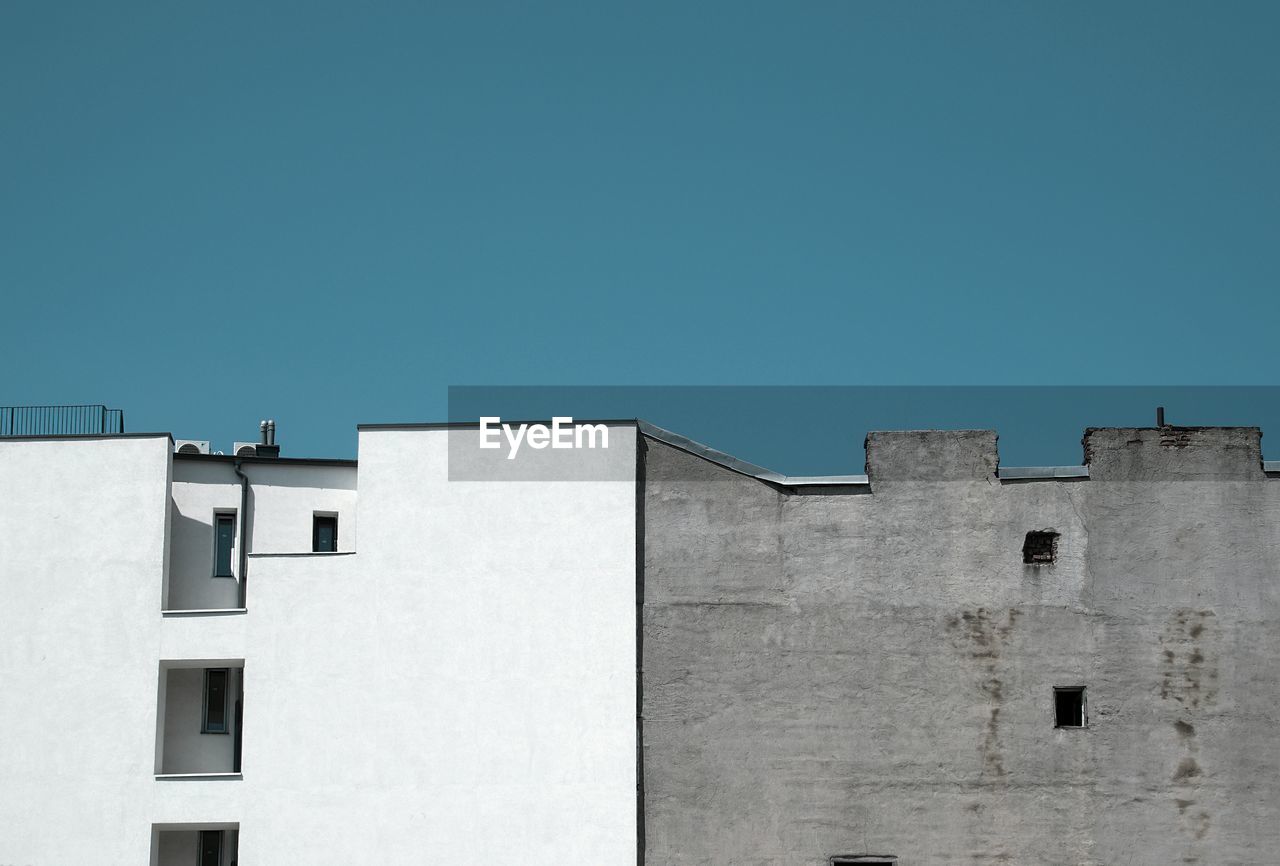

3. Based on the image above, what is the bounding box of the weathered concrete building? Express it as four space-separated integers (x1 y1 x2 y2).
642 426 1280 865
2 407 1277 864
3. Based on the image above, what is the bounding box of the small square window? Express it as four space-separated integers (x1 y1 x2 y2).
313 514 338 553
1054 686 1086 727
1023 530 1059 564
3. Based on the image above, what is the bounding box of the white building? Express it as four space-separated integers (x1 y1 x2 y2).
0 422 639 865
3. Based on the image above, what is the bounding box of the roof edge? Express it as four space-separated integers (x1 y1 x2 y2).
357 418 639 431
174 452 357 468
0 432 174 443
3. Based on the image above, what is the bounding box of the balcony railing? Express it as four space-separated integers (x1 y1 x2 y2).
0 404 126 436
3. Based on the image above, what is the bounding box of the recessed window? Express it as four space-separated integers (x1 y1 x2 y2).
1054 686 1086 727
1023 530 1059 564
214 513 235 577
313 514 338 553
202 668 229 734
199 829 223 866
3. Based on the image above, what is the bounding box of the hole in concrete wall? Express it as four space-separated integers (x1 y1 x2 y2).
1023 530 1059 564
830 858 896 866
1054 686 1086 727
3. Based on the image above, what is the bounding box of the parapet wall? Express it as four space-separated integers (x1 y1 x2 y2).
865 429 999 482
858 426 1265 484
1083 426 1264 481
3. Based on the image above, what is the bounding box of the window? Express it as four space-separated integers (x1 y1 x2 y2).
214 514 235 577
830 859 896 866
313 514 338 553
203 668 229 734
1023 530 1059 564
199 829 222 866
1054 686 1086 727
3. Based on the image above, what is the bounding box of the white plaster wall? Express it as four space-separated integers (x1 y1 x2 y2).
156 830 194 866
160 666 241 774
242 463 356 554
4 429 634 864
241 425 638 864
0 436 174 864
168 460 356 610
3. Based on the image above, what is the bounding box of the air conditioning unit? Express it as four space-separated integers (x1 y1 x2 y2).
174 440 210 455
232 442 259 458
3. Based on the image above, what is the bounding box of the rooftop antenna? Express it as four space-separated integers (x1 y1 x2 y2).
1156 406 1166 427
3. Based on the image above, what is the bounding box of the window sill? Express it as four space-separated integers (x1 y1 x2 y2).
155 772 242 781
247 550 357 558
161 608 247 617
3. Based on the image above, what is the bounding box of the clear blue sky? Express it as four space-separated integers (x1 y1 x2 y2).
4 2 1278 467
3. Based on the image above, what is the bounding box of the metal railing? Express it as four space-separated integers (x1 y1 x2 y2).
0 404 126 436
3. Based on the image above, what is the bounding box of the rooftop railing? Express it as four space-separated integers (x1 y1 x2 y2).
0 404 126 436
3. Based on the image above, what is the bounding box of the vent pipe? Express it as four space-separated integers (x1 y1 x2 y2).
254 419 280 458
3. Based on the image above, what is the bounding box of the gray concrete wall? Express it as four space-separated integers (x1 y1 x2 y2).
641 427 1280 865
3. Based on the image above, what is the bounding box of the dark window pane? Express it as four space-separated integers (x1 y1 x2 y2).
1055 688 1085 727
199 830 222 866
214 516 235 577
205 669 228 733
313 515 337 553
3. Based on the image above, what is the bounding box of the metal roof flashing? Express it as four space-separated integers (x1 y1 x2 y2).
638 421 869 489
999 466 1091 480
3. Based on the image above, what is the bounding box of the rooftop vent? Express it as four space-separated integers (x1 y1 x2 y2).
233 420 280 459
255 419 280 458
175 440 210 455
